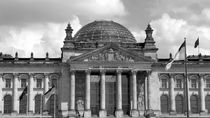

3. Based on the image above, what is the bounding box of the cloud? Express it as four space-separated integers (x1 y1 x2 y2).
131 30 145 42
150 13 210 58
0 16 82 57
77 0 126 17
0 0 126 26
70 16 82 36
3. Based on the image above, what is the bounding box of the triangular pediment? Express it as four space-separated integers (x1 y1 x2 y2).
69 43 154 62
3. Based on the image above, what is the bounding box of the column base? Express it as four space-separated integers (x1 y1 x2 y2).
115 109 123 118
139 110 144 116
169 110 176 115
61 110 69 117
144 109 156 117
28 110 34 115
99 110 107 118
69 110 76 118
43 110 49 115
130 109 139 117
84 110 91 118
200 110 207 115
184 111 191 115
11 111 18 115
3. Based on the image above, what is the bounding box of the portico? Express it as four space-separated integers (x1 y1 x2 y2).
69 67 150 118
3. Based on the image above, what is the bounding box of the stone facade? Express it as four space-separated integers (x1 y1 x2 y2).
0 20 209 118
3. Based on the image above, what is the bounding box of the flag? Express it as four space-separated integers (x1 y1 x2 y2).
19 86 28 100
43 85 56 104
194 38 199 48
165 40 186 70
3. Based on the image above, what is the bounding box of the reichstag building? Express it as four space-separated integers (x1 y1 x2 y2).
0 20 210 118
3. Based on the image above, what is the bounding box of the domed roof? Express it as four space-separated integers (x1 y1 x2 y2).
74 20 136 43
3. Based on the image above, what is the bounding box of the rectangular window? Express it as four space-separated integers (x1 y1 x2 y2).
51 79 57 87
191 79 197 88
176 79 182 88
206 79 210 88
21 79 27 88
161 79 167 88
36 79 42 88
5 79 11 88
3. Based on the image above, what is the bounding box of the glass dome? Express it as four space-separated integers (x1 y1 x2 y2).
74 20 136 43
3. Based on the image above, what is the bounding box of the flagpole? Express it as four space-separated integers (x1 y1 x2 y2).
54 94 56 118
198 42 200 55
27 86 29 116
184 38 189 118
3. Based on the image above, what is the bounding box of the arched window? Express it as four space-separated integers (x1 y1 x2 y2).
175 95 184 114
35 94 42 114
19 95 27 114
159 74 169 89
48 94 57 116
160 94 169 113
205 95 210 113
190 95 199 113
4 95 12 114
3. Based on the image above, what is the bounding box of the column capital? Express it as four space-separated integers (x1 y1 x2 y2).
146 70 152 75
44 73 50 78
70 70 76 74
169 73 176 78
29 73 34 77
131 69 137 75
116 69 122 74
100 69 106 74
13 73 19 78
199 73 206 78
85 69 91 74
0 73 3 78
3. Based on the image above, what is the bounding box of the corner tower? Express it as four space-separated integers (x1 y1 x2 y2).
143 24 158 60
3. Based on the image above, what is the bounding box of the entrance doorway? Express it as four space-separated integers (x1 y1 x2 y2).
106 81 116 115
91 81 100 115
122 74 130 115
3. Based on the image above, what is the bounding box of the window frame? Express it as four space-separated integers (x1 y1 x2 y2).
176 79 182 88
21 79 27 88
191 79 197 88
5 79 11 88
206 79 210 88
36 78 42 88
161 78 168 89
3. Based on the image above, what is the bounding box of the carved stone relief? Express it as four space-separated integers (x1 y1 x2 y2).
86 48 134 62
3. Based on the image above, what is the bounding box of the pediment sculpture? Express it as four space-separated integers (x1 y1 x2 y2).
86 48 135 62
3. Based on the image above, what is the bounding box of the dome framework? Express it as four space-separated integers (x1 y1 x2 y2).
74 20 136 43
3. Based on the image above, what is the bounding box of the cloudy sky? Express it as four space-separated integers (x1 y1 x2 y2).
0 0 210 58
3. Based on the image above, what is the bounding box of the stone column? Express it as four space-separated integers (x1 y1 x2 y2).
147 71 152 110
170 74 176 114
0 74 3 114
200 74 206 114
115 69 123 117
130 70 138 117
84 70 91 118
99 70 107 118
43 73 49 113
144 73 148 110
12 73 19 114
69 70 76 115
28 73 34 114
